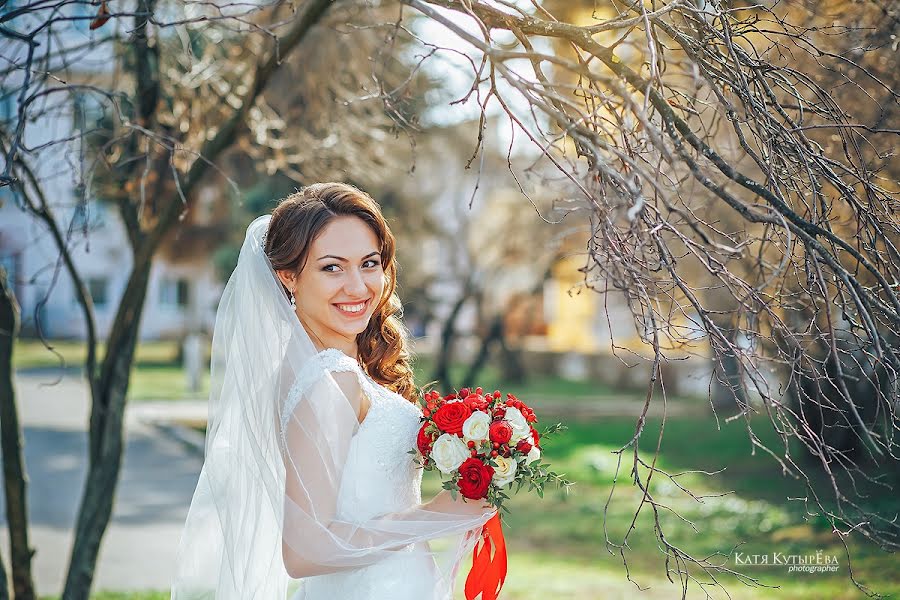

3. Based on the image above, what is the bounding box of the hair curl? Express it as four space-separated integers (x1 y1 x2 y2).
263 182 419 405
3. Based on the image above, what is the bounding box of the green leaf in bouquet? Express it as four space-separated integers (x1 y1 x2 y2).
539 422 567 438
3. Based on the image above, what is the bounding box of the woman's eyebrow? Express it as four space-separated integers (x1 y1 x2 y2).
317 251 381 262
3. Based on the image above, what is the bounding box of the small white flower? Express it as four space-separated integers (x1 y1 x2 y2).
431 433 469 474
491 455 518 488
462 411 491 443
504 407 531 443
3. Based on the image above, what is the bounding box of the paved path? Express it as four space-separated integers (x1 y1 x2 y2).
0 373 204 596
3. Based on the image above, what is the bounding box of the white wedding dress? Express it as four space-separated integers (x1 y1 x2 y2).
283 348 442 600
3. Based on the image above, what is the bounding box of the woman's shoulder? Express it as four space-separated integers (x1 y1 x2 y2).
290 348 363 394
280 349 369 429
313 347 363 373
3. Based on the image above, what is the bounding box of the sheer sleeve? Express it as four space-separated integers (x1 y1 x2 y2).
279 358 495 579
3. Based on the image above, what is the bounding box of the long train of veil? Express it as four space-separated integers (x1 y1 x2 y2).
170 215 496 599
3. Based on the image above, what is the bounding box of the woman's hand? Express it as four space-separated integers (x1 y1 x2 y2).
424 489 496 518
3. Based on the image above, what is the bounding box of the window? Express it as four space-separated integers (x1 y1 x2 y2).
160 277 190 308
72 90 104 131
75 277 109 308
71 199 108 229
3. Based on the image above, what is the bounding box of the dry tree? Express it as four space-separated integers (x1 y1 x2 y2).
387 0 900 597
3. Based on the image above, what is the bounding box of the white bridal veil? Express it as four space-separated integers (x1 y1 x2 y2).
171 215 496 599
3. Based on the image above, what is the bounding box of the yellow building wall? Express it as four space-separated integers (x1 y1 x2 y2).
546 255 598 353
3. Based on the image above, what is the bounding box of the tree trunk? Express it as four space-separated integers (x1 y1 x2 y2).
432 282 474 391
709 321 749 411
0 267 37 600
62 257 152 600
0 553 6 600
460 309 526 386
462 313 497 386
497 318 526 383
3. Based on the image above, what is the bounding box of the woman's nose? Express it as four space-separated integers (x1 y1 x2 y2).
345 268 368 296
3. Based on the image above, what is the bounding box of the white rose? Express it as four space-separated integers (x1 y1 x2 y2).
462 411 491 443
523 445 541 465
431 433 469 475
491 455 518 488
504 407 531 443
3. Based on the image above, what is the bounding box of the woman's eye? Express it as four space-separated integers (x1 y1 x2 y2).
323 260 381 273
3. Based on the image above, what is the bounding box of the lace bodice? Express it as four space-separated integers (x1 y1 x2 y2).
280 348 424 522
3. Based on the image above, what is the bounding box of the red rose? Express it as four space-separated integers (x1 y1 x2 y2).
530 425 541 449
433 402 472 436
489 420 512 445
417 423 434 455
515 438 532 454
457 457 494 500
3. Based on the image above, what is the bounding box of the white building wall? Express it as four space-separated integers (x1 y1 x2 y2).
0 0 223 341
0 194 220 341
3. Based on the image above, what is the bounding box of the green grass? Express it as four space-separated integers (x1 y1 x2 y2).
40 594 169 600
410 353 624 398
14 339 210 401
423 410 900 599
13 339 182 370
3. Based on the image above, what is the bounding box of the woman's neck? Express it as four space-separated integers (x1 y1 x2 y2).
298 313 358 359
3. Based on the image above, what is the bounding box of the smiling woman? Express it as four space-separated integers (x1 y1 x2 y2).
171 183 495 600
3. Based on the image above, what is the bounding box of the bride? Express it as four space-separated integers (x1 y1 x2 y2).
171 182 497 599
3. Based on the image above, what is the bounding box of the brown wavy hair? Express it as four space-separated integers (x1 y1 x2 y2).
263 182 419 405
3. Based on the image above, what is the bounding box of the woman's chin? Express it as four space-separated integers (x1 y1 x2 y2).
331 318 370 337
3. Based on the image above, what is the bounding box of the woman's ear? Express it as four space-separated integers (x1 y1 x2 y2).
275 269 297 292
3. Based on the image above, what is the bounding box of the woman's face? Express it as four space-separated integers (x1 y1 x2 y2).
290 215 385 349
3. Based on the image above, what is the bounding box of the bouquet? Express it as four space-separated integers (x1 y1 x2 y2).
411 386 573 600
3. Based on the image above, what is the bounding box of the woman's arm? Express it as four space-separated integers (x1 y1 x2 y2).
281 370 494 579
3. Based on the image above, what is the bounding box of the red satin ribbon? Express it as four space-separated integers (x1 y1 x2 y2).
465 513 507 600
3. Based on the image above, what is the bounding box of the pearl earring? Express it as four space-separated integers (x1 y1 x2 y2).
290 289 296 309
